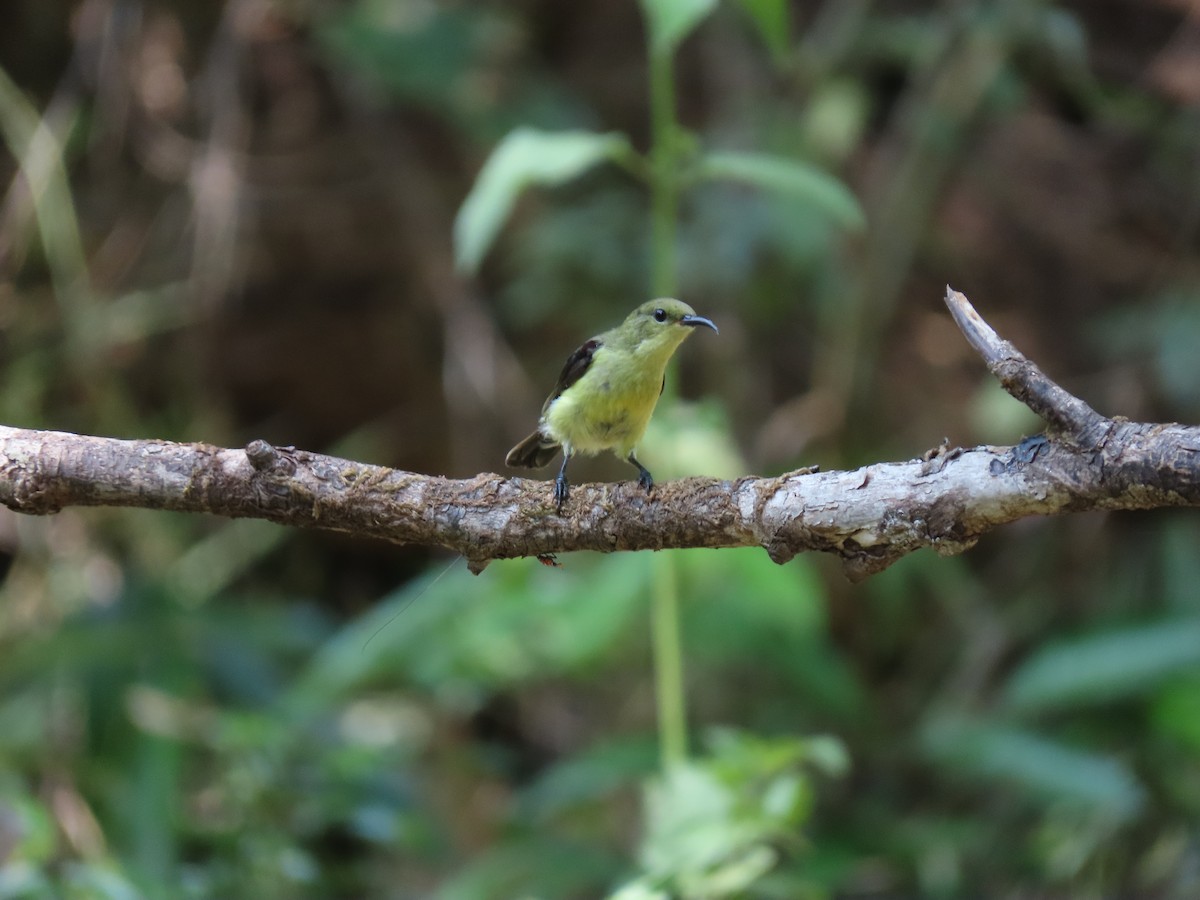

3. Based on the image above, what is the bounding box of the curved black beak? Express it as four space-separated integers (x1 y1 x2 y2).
680 314 719 335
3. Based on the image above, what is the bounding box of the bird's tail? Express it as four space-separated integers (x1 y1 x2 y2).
506 430 561 469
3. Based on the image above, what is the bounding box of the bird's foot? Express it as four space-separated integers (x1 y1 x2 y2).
636 469 654 493
554 473 570 511
627 454 654 494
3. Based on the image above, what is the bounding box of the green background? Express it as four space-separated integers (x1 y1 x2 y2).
2 1 1200 896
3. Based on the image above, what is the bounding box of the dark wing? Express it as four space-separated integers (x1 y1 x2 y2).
541 338 601 413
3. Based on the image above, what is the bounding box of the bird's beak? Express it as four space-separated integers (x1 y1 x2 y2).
680 314 719 334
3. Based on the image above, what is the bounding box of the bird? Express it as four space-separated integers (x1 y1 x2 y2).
506 298 718 509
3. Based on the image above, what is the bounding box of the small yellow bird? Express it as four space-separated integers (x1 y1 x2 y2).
506 298 718 508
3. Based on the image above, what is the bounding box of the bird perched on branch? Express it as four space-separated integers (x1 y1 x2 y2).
506 298 718 509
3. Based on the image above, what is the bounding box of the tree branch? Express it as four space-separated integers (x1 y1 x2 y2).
2 289 1199 578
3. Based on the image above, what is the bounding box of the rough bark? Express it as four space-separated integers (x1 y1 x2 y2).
1 289 1198 578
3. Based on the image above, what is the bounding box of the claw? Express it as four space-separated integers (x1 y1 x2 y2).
555 455 571 511
628 453 654 493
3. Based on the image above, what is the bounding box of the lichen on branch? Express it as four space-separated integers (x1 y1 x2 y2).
2 290 1199 577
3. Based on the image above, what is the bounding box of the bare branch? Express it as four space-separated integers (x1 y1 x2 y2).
2 289 1199 578
944 287 1111 446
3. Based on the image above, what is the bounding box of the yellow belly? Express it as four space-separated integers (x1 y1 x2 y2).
542 357 663 457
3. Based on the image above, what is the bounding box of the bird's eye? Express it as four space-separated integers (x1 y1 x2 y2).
653 308 667 323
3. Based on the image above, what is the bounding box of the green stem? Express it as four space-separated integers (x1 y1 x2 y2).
652 553 687 767
648 48 678 297
646 44 688 769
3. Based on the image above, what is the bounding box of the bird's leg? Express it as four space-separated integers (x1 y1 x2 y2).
627 453 654 493
554 454 571 510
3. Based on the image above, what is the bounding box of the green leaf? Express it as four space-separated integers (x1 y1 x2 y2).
436 836 620 900
623 730 843 897
732 0 790 62
608 882 670 900
639 0 718 57
0 794 56 864
291 553 654 715
922 719 1145 821
639 764 765 885
0 66 90 312
518 737 659 822
1151 675 1200 752
61 863 145 900
454 128 634 273
1000 619 1200 715
698 150 865 229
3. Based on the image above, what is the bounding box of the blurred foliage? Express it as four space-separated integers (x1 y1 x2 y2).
3 0 1200 897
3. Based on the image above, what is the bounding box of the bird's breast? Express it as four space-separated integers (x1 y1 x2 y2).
541 349 666 455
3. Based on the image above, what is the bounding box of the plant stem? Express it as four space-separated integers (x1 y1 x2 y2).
646 44 688 769
648 47 678 298
652 553 687 767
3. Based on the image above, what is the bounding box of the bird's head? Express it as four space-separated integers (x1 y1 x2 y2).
621 298 718 354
